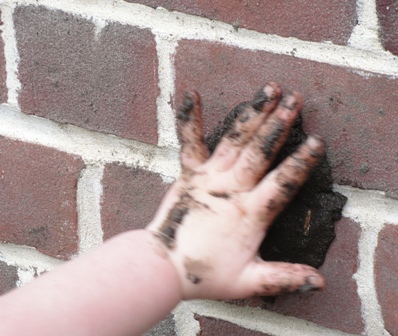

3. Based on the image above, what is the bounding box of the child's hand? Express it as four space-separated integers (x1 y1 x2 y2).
147 83 326 300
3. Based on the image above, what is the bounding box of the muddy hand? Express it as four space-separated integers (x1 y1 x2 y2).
147 83 326 300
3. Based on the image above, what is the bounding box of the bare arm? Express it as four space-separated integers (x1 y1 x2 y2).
0 83 326 335
0 230 181 336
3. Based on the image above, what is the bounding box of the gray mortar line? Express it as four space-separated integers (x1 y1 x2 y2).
76 165 105 255
0 104 180 181
335 185 397 336
173 302 201 336
155 35 179 149
335 185 398 227
355 226 390 336
184 300 357 336
0 243 63 286
349 0 385 52
1 2 21 107
13 0 398 76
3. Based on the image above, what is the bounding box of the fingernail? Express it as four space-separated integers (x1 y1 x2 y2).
298 276 322 293
281 93 298 111
252 87 271 111
264 82 279 101
306 135 325 158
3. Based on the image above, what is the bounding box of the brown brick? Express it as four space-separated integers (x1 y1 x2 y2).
128 0 356 45
270 218 363 334
377 0 398 55
195 315 271 336
101 165 171 240
375 224 398 336
15 5 159 144
174 40 398 197
0 261 18 295
0 138 84 259
0 11 7 104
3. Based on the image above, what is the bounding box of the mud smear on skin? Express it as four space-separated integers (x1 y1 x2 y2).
158 194 191 249
206 105 347 269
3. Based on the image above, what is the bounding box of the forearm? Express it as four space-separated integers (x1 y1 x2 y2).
0 229 182 336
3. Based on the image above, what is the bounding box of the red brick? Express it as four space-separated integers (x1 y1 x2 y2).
195 315 271 336
270 218 363 334
15 5 159 144
0 261 18 295
375 224 398 336
0 138 84 259
174 40 398 197
0 11 7 104
377 0 398 55
101 165 171 240
128 0 356 45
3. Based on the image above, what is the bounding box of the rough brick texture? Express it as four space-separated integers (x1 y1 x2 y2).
0 137 84 259
376 0 398 55
101 165 170 240
0 11 7 104
195 316 271 336
128 0 356 45
0 261 18 295
375 224 398 336
174 40 398 197
15 5 159 144
271 218 364 334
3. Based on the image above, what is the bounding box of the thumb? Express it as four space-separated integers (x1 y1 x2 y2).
237 259 326 297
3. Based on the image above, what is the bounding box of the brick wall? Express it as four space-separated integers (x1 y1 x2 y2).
0 1 396 335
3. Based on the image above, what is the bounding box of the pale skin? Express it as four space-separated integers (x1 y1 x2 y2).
0 83 325 335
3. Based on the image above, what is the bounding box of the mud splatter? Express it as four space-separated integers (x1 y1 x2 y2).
208 191 231 199
280 181 299 198
158 195 191 249
184 257 211 285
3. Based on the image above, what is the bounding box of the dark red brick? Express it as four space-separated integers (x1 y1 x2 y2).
0 11 7 104
195 315 271 336
174 40 398 197
270 218 363 334
101 165 171 240
375 224 398 336
128 0 356 45
377 0 398 55
15 5 158 144
0 138 84 259
0 261 18 295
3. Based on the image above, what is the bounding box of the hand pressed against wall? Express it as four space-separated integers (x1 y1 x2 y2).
147 83 326 300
